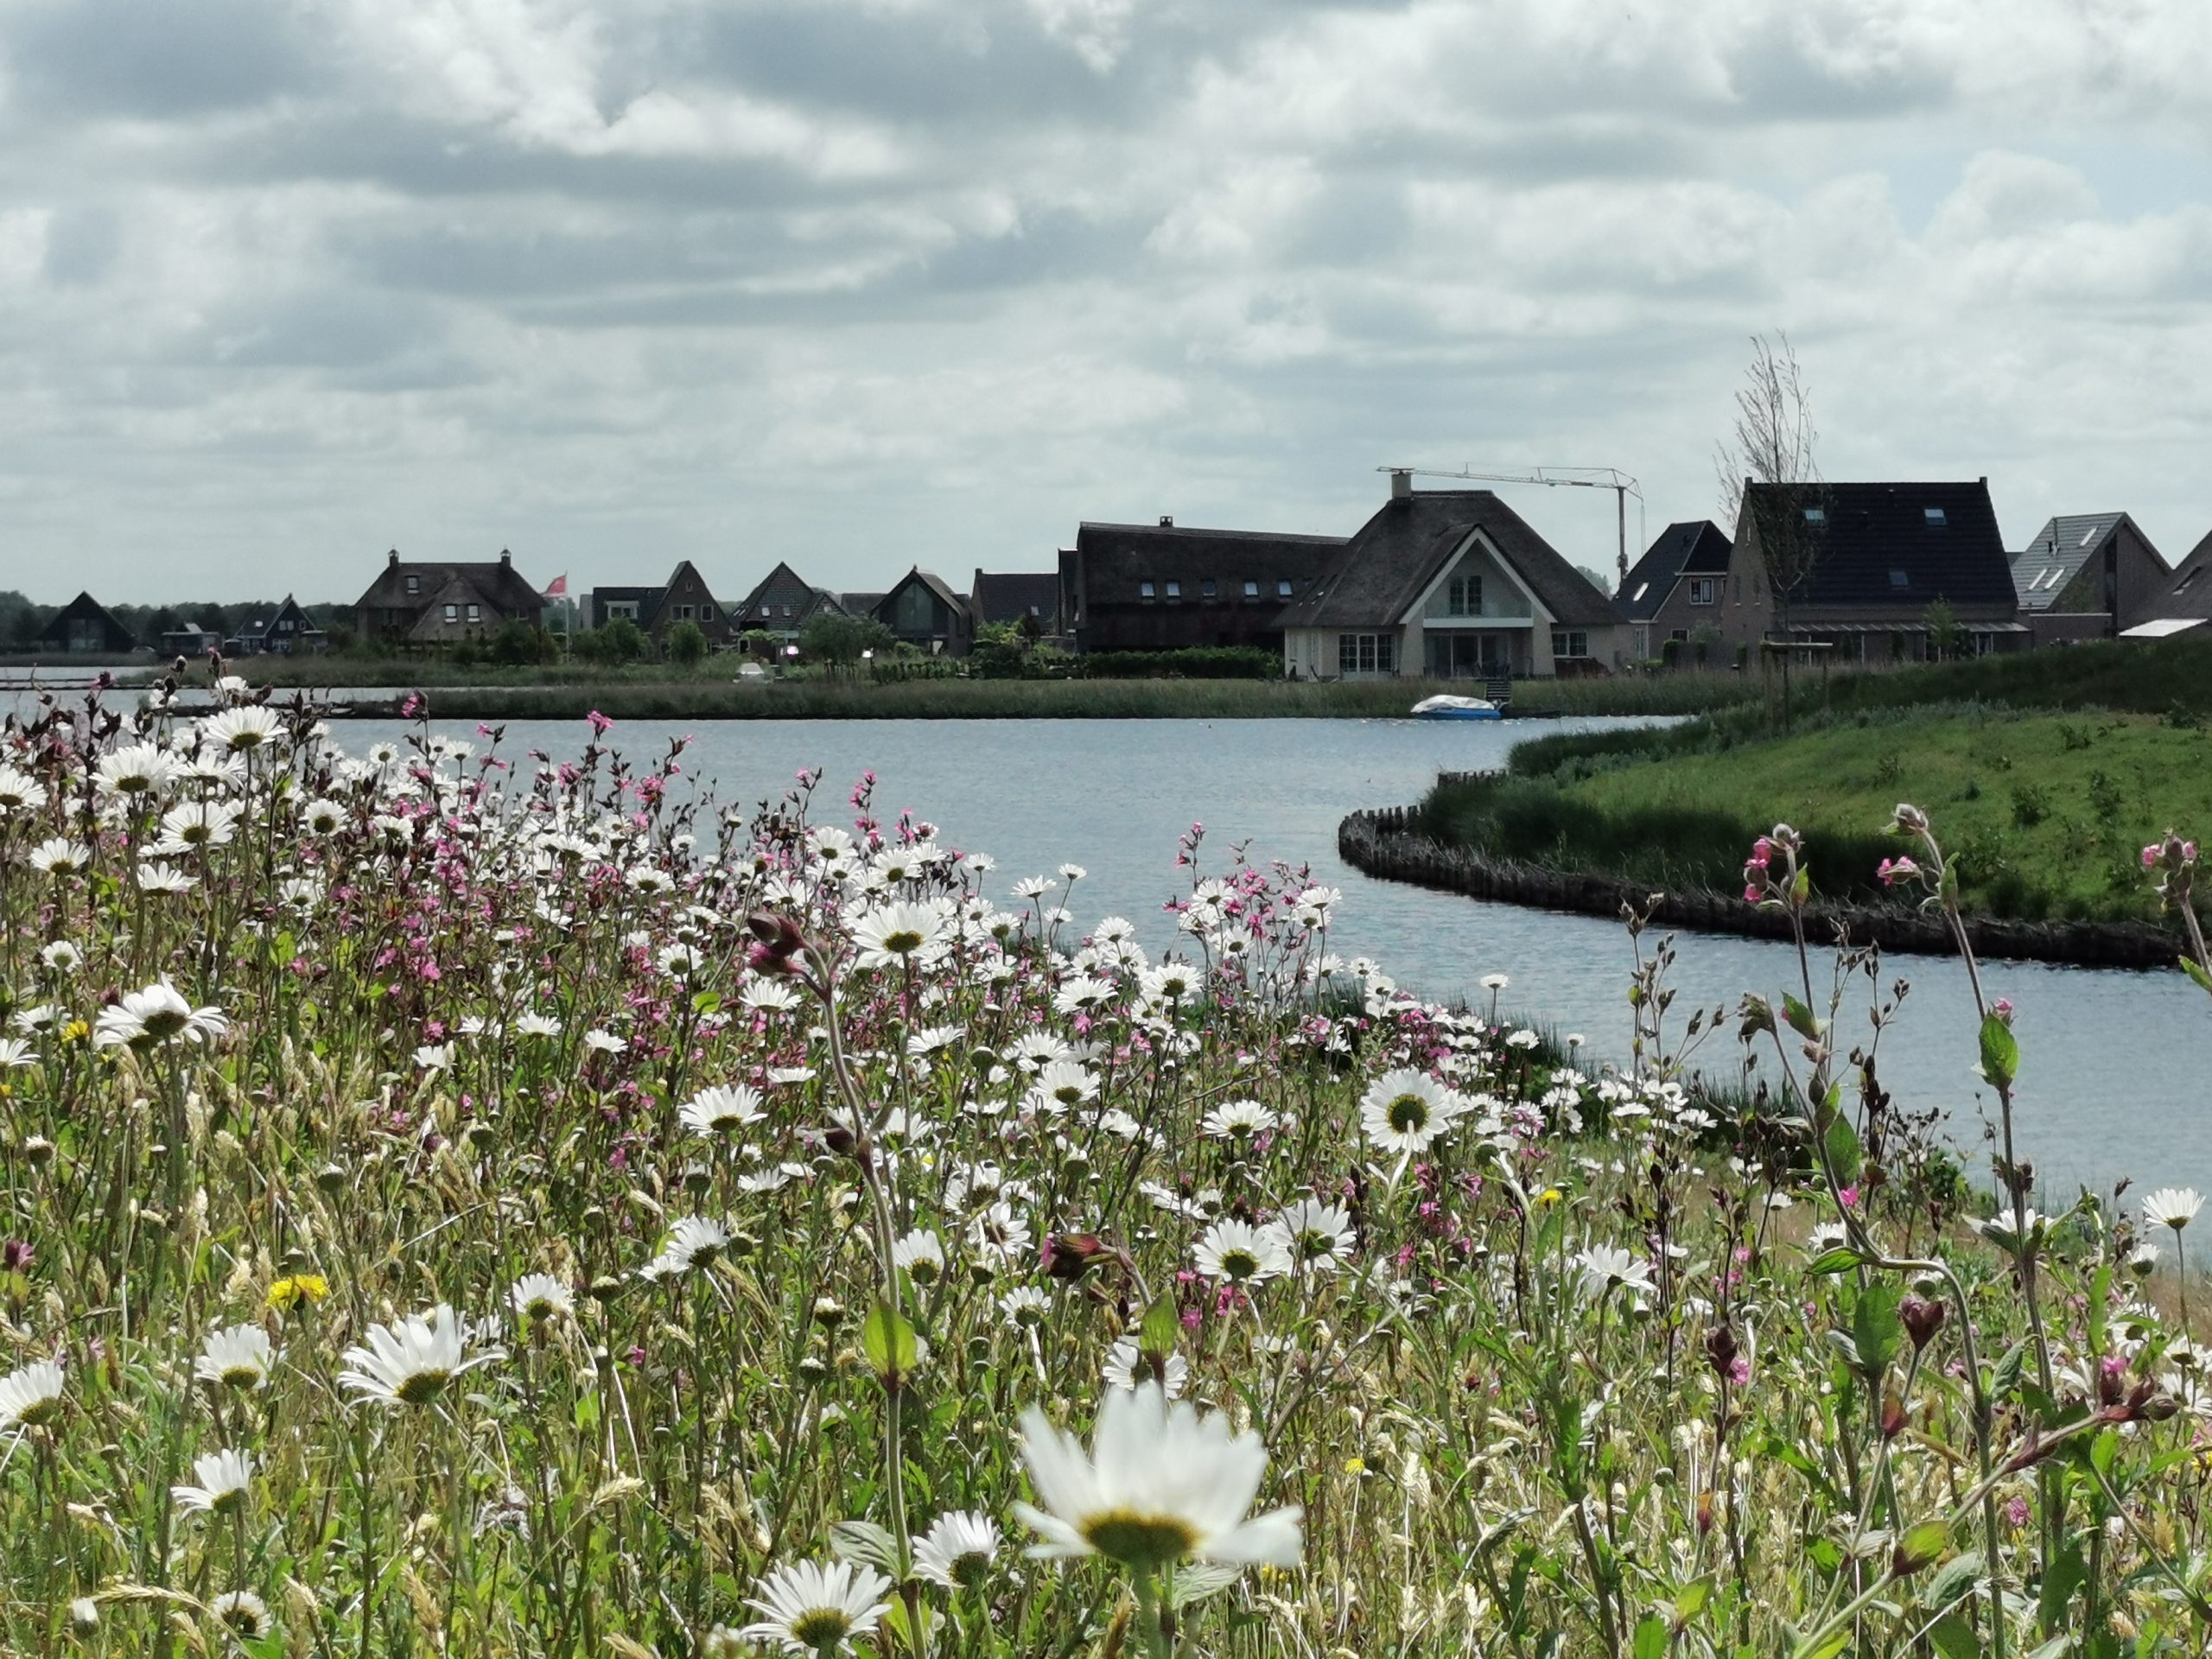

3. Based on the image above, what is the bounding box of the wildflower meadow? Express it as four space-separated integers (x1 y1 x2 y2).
3 684 2210 1657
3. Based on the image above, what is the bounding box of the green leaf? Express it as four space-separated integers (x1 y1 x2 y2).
860 1299 918 1385
1892 1518 1948 1576
690 989 721 1017
1823 1114 1863 1186
1633 1614 1669 1659
1782 993 1824 1041
1170 1564 1244 1607
1979 1012 2019 1091
1929 1612 1981 1659
1852 1283 1904 1381
1924 1550 1984 1612
1673 1575 1713 1624
1991 1340 2027 1405
2091 1426 2120 1480
2181 955 2212 997
2037 1540 2086 1634
1140 1294 1181 1360
1807 1246 1864 1275
1796 1628 1850 1659
830 1519 901 1575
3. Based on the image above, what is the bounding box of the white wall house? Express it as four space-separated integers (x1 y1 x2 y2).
1275 474 1625 680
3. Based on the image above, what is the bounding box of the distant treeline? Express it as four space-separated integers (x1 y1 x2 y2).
0 591 348 650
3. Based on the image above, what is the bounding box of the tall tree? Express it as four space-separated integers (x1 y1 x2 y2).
1714 333 1825 728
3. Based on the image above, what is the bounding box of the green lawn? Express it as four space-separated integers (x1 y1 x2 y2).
1425 708 2212 923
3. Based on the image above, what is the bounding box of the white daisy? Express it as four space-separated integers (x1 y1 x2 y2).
647 1217 733 1279
211 1590 274 1642
1194 1218 1291 1287
2145 1189 2205 1232
1574 1243 1657 1300
510 1274 575 1324
28 837 92 878
200 706 287 753
337 1305 502 1408
172 1448 254 1516
1271 1198 1357 1274
92 980 228 1049
893 1230 945 1286
1014 1383 1303 1571
0 1358 65 1432
681 1084 767 1138
195 1325 274 1391
1200 1099 1279 1142
850 901 948 970
913 1510 1002 1591
1102 1337 1188 1400
1358 1070 1456 1154
739 1559 893 1656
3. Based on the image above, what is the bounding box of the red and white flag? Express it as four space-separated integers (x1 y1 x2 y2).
543 574 569 597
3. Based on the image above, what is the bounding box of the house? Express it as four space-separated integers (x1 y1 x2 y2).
870 568 973 657
839 592 887 620
585 562 735 646
2121 525 2212 639
730 562 847 646
1274 473 1628 680
969 569 1064 636
1615 521 1735 663
36 592 137 655
2009 513 2171 645
353 550 546 645
1717 480 2024 663
229 595 327 657
1059 517 1347 654
159 622 223 659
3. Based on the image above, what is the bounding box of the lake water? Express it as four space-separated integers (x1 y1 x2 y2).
292 715 2212 1198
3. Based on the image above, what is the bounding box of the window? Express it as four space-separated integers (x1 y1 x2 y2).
781 605 793 617
466 603 480 624
1670 628 1689 643
1165 581 1181 599
1336 632 1397 675
443 603 458 622
1803 507 1826 524
1550 630 1589 659
677 605 693 620
404 575 421 594
1446 575 1482 615
1243 581 1260 598
1889 569 1910 589
1200 578 1217 598
2080 526 2099 547
1924 507 1948 527
1277 580 1294 597
1630 582 1648 603
1688 578 1717 606
2178 568 2202 594
1139 582 1156 600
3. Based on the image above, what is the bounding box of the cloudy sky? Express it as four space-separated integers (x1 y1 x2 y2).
3 0 2210 604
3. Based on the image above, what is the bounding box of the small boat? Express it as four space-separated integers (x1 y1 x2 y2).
1410 694 1502 721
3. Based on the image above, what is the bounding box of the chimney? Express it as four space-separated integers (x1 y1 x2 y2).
1389 468 1413 500
1158 515 1173 528
499 548 512 567
387 549 399 568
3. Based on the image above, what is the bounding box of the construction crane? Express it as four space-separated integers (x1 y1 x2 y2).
1378 465 1645 588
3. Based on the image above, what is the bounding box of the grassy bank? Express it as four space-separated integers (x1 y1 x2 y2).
1421 704 2212 924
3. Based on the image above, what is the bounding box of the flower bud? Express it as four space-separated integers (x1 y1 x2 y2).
1900 1295 1946 1351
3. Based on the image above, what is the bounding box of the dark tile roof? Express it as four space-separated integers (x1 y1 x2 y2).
1746 480 2014 610
2009 512 2130 611
39 591 136 650
839 591 887 616
1275 490 1624 631
1072 521 1346 606
2154 526 2212 622
734 562 824 623
1617 521 1732 620
890 568 969 619
355 554 544 616
970 570 1061 626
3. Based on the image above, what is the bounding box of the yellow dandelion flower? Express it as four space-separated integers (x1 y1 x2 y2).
61 1020 90 1045
1342 1457 1366 1476
1536 1188 1564 1208
267 1274 330 1311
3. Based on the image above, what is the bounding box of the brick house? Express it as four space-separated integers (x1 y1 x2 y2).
1615 521 1734 663
2010 513 2172 645
353 550 546 645
730 561 847 646
1716 480 2024 663
1274 473 1627 679
36 592 137 654
1058 518 1346 654
875 568 974 657
585 562 736 647
969 569 1064 636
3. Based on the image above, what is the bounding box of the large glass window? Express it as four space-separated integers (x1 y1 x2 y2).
1336 632 1397 675
1446 575 1482 615
1550 630 1589 659
1688 578 1717 605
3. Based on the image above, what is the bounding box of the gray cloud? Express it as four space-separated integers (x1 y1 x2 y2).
2 0 2211 603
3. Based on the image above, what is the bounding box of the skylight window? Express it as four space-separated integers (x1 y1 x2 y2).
1803 507 1826 524
1631 582 1649 602
1889 569 1910 588
2081 527 2099 547
1923 507 1947 527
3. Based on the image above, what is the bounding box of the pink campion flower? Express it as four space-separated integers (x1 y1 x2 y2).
1727 1356 1751 1388
399 692 423 720
2145 843 2164 869
1992 997 2014 1025
586 709 613 735
2005 1495 2031 1528
1877 855 1920 886
1743 882 1762 904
